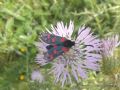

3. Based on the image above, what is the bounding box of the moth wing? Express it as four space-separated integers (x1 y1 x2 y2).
41 33 67 44
44 45 70 61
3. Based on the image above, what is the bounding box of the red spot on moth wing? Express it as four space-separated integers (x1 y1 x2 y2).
49 54 54 60
53 50 58 54
61 37 66 42
52 37 56 42
53 45 57 48
62 47 69 53
47 34 51 39
44 52 55 61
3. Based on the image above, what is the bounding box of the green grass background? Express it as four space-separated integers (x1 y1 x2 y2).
0 0 120 90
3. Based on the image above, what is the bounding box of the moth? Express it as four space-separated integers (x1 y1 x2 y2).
41 33 75 61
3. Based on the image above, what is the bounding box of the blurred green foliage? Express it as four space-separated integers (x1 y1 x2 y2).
0 0 120 90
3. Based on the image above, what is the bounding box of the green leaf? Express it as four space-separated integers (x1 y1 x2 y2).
5 17 14 31
1 8 25 21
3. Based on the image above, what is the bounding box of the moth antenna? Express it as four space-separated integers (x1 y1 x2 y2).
75 42 94 47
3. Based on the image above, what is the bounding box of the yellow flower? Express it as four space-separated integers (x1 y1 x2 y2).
19 74 25 81
20 47 27 53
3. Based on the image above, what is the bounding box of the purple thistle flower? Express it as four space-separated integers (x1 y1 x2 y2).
36 21 101 86
101 35 120 75
101 35 120 58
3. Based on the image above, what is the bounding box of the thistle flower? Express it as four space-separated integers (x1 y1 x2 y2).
31 70 44 83
36 21 101 86
101 35 120 75
101 35 120 58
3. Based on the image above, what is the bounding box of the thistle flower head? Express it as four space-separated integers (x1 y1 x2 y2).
31 70 44 83
36 21 101 86
101 35 120 58
101 35 120 75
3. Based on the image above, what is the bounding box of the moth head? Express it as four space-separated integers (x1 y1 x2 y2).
63 40 75 48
